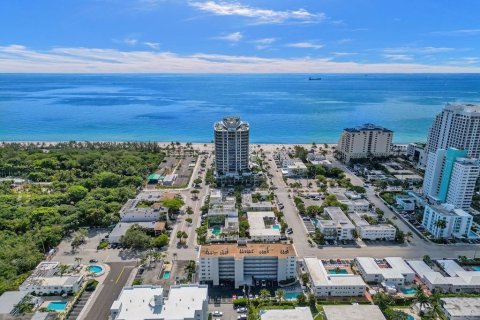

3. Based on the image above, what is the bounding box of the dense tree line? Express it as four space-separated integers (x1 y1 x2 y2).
0 142 164 294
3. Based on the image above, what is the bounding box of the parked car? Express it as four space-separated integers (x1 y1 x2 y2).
236 307 247 313
212 311 223 317
89 259 98 263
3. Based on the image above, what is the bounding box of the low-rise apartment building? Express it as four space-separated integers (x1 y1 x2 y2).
199 243 297 288
317 207 355 240
339 199 370 213
111 284 209 320
247 211 281 242
355 257 415 288
407 260 480 293
440 297 480 320
349 212 396 240
422 204 473 239
19 262 84 295
303 257 366 297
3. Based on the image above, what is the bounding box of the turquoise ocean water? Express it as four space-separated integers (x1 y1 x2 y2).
1 74 479 143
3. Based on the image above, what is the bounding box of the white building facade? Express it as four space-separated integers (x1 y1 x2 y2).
214 116 250 176
422 204 473 239
304 257 366 297
317 207 355 240
424 103 480 167
199 244 297 288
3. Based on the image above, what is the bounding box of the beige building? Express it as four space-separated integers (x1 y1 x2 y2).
337 123 393 163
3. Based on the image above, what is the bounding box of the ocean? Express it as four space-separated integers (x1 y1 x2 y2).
1 73 479 143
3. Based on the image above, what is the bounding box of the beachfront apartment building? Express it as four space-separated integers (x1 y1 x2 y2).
260 307 313 320
111 284 209 320
422 203 473 239
303 257 366 297
407 260 480 293
423 103 480 167
214 116 250 176
281 159 308 177
355 257 415 288
422 148 479 209
199 243 297 288
323 305 387 320
336 123 393 163
317 207 355 240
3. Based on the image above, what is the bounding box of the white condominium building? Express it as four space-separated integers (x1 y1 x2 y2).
349 212 396 240
422 203 473 239
337 123 393 163
424 103 480 167
355 257 415 288
422 148 479 209
111 285 209 320
303 257 366 297
317 207 355 240
407 260 480 293
214 116 250 176
199 243 297 288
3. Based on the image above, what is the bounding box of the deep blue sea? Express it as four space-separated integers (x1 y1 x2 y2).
1 74 479 143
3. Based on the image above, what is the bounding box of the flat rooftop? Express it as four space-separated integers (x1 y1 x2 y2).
440 297 480 318
247 211 281 237
200 243 295 258
304 257 365 287
323 305 386 320
260 307 313 320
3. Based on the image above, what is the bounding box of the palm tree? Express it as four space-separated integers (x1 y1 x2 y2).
259 289 270 304
428 292 442 319
414 284 430 314
275 289 285 302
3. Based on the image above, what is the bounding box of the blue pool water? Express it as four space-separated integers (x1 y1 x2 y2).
2 74 480 143
47 301 68 311
272 225 280 230
471 266 480 271
328 269 348 274
468 231 480 239
402 288 417 294
284 292 302 300
87 265 103 274
407 315 414 320
163 271 171 279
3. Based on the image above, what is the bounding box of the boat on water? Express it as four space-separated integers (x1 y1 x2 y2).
308 77 322 80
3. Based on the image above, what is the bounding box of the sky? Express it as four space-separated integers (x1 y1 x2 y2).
0 0 479 73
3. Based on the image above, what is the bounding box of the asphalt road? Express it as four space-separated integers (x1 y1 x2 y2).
83 262 136 320
264 151 480 260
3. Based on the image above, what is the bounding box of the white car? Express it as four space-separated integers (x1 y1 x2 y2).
213 311 223 317
236 307 247 313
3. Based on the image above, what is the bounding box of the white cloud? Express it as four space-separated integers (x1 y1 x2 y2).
447 57 479 65
216 32 243 42
253 38 277 50
286 41 323 49
189 1 326 24
332 52 357 56
429 29 480 36
383 54 413 61
1 44 480 73
384 46 454 54
113 37 139 46
336 38 352 44
143 42 160 49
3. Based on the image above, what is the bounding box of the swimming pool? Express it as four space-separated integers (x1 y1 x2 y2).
468 231 480 239
47 301 67 311
284 292 302 300
212 227 221 235
401 288 417 294
272 225 280 230
163 271 171 279
407 315 414 320
327 269 348 274
87 265 104 274
471 266 480 271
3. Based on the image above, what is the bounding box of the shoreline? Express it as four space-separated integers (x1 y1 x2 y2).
0 141 415 147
